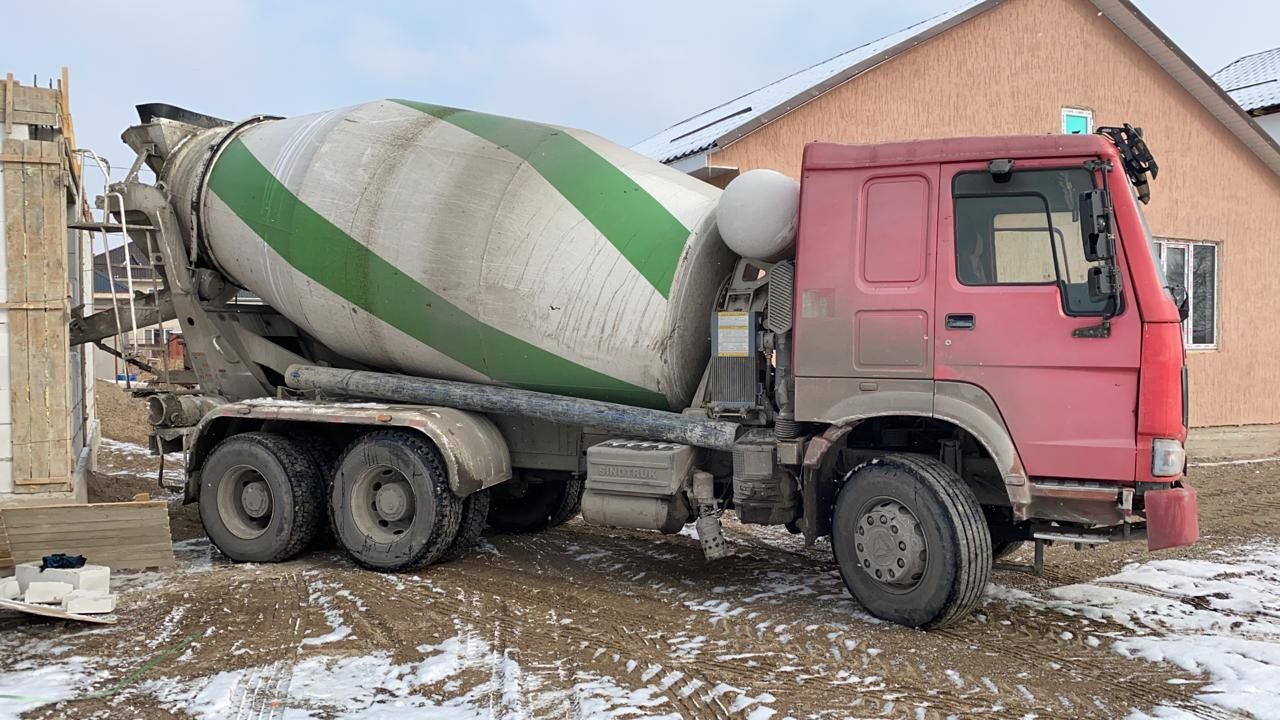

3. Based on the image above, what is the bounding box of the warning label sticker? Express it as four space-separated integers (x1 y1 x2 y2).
716 312 750 358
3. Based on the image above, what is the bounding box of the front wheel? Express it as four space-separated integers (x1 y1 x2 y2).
831 453 992 629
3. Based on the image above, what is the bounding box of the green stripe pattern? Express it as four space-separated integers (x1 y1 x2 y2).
392 99 691 298
207 138 669 409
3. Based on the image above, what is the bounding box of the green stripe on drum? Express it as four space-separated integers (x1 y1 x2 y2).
392 99 690 299
207 138 670 409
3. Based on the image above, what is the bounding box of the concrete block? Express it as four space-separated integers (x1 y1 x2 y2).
15 562 110 593
63 590 116 615
0 578 19 600
25 581 74 605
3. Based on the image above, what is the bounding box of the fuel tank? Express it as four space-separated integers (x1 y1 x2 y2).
158 100 735 409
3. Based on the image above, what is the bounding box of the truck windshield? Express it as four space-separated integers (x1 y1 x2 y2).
1128 182 1166 287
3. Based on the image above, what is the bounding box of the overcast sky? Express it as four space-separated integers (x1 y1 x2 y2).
5 0 1276 180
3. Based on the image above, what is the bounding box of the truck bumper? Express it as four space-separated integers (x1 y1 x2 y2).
1144 485 1199 551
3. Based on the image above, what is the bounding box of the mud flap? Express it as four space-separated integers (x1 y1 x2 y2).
1145 486 1199 551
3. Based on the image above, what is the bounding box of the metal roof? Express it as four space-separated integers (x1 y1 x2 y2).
631 0 992 164
634 0 1280 179
1213 47 1280 113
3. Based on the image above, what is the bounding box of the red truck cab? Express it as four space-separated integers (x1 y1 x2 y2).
792 129 1196 585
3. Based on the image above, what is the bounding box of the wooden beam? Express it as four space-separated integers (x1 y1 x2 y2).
3 73 12 136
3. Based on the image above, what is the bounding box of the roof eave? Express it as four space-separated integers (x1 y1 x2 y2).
1090 0 1280 177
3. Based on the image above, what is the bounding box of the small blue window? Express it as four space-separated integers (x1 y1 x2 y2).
1062 108 1093 135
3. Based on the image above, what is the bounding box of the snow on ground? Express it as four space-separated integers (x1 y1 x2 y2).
993 543 1280 719
137 626 686 719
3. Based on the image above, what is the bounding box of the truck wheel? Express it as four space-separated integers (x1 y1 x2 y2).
330 430 462 571
831 453 992 629
487 471 582 533
293 432 342 550
441 490 491 562
199 433 326 563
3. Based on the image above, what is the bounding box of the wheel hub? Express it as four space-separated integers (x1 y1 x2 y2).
374 483 411 522
240 480 271 519
854 499 926 587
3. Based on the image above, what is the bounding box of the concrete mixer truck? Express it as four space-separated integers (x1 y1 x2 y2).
70 99 1198 629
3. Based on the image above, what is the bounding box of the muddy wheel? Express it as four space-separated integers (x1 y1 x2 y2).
199 432 326 563
831 453 992 629
441 490 491 562
487 471 583 533
293 432 342 550
331 430 462 571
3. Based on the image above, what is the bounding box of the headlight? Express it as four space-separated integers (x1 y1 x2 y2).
1152 438 1186 477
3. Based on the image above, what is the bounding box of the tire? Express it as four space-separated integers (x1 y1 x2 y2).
548 472 584 527
293 432 342 550
441 490 491 562
487 471 583 533
831 453 992 629
330 430 462 571
199 432 326 563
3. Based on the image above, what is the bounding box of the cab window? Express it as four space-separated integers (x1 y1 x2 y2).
953 168 1110 316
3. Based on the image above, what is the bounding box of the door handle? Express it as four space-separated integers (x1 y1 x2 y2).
945 314 975 330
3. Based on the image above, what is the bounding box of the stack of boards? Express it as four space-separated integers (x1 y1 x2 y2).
0 496 174 574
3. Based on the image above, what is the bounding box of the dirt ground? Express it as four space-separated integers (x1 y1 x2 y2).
2 399 1277 718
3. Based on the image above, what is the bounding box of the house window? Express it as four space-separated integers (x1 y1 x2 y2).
1156 240 1218 349
1062 108 1093 135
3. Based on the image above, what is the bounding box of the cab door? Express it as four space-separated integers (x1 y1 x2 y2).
933 160 1140 481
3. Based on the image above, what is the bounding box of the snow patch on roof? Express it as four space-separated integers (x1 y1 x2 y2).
632 0 990 163
1215 47 1280 113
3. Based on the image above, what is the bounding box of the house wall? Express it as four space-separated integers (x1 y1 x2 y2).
708 0 1280 428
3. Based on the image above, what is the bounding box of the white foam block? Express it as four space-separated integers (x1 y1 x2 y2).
0 578 19 601
25 581 74 604
15 562 110 593
63 590 116 615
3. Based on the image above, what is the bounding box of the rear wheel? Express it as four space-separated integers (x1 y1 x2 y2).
441 490 491 562
487 471 583 533
330 430 462 571
199 433 326 563
831 453 992 629
293 432 342 549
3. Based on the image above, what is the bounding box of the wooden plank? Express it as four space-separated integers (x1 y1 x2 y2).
11 84 58 116
0 155 61 165
24 139 50 483
3 141 31 486
43 140 70 482
3 73 12 135
0 598 117 625
0 510 11 570
0 501 174 569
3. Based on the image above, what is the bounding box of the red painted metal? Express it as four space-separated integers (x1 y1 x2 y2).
1144 486 1199 551
795 133 1189 530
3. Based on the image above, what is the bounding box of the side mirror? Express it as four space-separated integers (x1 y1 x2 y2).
1167 285 1190 322
1080 189 1114 261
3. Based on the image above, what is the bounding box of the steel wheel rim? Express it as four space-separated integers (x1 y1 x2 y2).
351 464 417 544
852 495 928 594
216 464 273 540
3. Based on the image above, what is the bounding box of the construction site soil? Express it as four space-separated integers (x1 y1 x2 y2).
3 391 1276 719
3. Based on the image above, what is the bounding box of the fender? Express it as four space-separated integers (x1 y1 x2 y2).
185 399 512 500
796 378 1031 523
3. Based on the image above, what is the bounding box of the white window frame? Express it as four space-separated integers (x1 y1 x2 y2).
1155 239 1219 350
1061 107 1094 135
